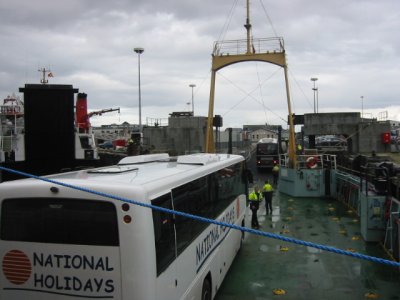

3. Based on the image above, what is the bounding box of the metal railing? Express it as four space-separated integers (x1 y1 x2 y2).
279 153 337 170
146 117 168 127
384 197 400 262
213 37 284 56
0 127 24 152
336 171 361 212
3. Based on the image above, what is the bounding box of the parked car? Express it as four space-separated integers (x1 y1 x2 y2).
98 141 113 149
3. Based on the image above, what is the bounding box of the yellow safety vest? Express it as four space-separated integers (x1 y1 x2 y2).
249 192 262 201
263 183 273 192
272 165 279 172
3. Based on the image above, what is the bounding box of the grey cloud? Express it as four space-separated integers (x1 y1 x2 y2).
0 0 399 128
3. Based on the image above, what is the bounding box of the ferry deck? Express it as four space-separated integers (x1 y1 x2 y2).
215 181 400 299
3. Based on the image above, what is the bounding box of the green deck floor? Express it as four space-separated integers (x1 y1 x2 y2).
215 192 400 300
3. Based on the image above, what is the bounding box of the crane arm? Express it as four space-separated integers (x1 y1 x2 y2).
87 108 120 118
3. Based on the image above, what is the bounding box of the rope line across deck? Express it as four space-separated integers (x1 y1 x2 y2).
0 165 399 269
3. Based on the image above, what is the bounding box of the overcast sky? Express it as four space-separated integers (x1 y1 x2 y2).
1 0 399 129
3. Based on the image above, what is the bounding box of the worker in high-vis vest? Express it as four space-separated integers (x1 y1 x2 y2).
249 186 262 229
262 180 274 215
272 163 279 185
297 143 303 155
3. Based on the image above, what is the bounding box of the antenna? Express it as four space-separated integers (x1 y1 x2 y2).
244 0 253 54
38 67 51 84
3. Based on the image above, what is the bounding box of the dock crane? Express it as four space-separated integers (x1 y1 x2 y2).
74 93 121 160
75 93 120 133
86 107 121 119
77 107 120 133
86 107 120 121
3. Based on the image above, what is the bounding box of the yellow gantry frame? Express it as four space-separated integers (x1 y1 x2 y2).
205 50 297 168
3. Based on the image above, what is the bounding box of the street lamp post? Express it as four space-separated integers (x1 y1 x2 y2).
311 77 318 113
134 47 144 130
361 96 364 120
189 84 196 115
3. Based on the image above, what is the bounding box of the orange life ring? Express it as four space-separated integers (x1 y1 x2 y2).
306 156 317 169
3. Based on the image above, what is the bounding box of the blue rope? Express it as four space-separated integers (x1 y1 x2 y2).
1 165 399 268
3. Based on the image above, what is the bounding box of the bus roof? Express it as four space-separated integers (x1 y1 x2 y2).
257 138 278 144
0 153 244 201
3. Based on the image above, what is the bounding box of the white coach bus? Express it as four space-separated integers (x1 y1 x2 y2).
0 153 248 300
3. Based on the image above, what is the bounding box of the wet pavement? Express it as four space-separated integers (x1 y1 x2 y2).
215 191 400 300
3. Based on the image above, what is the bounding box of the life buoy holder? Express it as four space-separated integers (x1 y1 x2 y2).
306 156 318 169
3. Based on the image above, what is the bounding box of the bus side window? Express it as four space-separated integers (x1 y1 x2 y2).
151 193 176 276
214 163 246 216
236 163 248 193
207 173 218 216
172 177 208 256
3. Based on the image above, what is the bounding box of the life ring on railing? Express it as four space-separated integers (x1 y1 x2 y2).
306 156 318 169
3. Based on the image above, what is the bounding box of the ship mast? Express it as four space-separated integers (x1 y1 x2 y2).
244 0 253 54
38 67 51 84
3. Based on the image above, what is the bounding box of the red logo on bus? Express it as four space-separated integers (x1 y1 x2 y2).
2 250 32 285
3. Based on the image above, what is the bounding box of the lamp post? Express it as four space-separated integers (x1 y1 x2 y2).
361 96 364 120
311 77 318 113
134 47 144 130
189 84 196 115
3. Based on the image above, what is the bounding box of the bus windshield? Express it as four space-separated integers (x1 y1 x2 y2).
257 143 278 155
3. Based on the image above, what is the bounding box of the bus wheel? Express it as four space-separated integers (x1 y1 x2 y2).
201 278 212 300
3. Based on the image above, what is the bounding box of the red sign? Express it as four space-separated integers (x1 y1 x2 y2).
382 132 391 144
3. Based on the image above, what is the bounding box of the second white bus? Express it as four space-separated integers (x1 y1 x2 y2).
0 153 248 299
